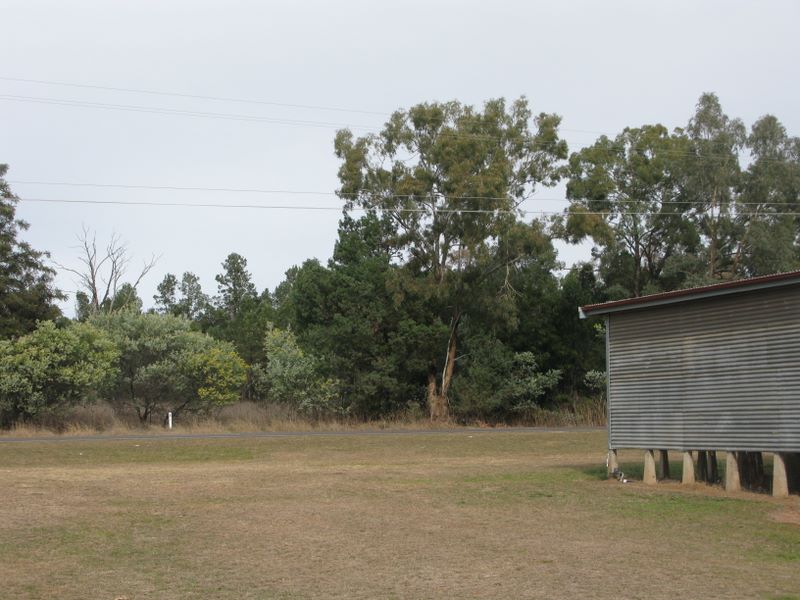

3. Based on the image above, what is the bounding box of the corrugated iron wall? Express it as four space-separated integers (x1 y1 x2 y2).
608 284 800 451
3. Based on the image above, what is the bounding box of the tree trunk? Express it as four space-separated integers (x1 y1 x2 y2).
427 313 461 422
738 451 765 491
696 450 719 484
440 320 458 399
708 187 718 278
137 405 150 425
427 372 448 422
708 451 718 483
696 451 708 482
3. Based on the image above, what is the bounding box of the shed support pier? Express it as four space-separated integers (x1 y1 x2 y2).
643 450 657 485
725 451 741 492
682 452 695 484
607 449 618 475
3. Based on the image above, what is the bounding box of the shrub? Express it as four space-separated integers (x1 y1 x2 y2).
451 335 561 420
91 312 247 423
253 325 342 417
0 321 118 425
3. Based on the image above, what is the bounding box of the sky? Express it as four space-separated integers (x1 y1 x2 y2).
2 0 799 315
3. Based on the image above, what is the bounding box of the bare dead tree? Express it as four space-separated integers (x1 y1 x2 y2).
55 226 158 315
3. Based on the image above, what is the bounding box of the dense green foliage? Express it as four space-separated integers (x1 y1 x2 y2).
564 93 800 298
253 324 341 416
0 321 118 425
0 165 63 337
90 312 247 423
333 98 568 419
2 93 798 427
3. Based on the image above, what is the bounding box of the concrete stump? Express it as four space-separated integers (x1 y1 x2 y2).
773 453 789 498
725 451 741 492
644 450 657 485
682 451 695 484
607 449 619 476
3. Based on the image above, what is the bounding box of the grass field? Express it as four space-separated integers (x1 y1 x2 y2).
1 430 798 599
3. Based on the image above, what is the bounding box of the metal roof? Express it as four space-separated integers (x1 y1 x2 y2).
579 270 800 318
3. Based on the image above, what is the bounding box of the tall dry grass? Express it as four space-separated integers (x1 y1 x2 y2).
523 396 607 427
2 397 605 437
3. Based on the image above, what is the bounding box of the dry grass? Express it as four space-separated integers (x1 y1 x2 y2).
1 398 607 438
0 431 798 599
1 402 445 438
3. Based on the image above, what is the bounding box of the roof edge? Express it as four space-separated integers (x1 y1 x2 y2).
579 270 800 318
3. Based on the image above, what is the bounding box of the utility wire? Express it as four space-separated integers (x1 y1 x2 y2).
7 180 796 207
18 74 771 149
4 93 791 166
8 179 355 196
7 179 568 202
3 75 798 163
17 197 547 214
17 197 800 217
0 75 606 136
0 93 576 148
0 75 389 116
0 94 376 130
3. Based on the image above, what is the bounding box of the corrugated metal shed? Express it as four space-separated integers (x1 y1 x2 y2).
581 272 800 452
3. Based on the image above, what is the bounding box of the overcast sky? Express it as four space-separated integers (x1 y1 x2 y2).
3 1 799 315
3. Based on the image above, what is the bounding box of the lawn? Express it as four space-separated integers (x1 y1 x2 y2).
1 430 798 599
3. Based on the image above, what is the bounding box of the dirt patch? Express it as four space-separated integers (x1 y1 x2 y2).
771 503 800 527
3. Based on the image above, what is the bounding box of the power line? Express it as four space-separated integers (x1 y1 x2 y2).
7 179 568 203
0 75 605 136
5 92 790 165
17 197 800 217
5 75 725 145
0 75 389 116
0 93 568 147
8 180 795 207
16 197 529 214
0 94 377 130
9 179 349 196
3 78 797 163
0 93 577 148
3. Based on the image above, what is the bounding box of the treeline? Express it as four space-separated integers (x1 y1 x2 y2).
1 93 798 428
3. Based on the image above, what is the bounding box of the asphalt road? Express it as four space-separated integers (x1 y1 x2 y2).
0 426 603 444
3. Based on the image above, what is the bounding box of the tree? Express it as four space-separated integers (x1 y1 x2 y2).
536 263 606 395
0 320 118 426
154 271 210 321
450 334 560 421
77 282 143 320
153 273 178 313
91 312 246 423
252 324 340 417
0 165 63 338
59 227 157 318
272 265 299 326
564 124 696 297
681 93 746 279
334 97 567 419
178 343 248 416
204 254 274 367
282 215 437 418
214 253 257 319
733 114 800 276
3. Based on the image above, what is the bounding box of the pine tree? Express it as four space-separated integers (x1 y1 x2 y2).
0 165 62 337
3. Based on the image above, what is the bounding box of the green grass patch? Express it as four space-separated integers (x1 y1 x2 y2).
613 491 753 518
0 439 256 467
